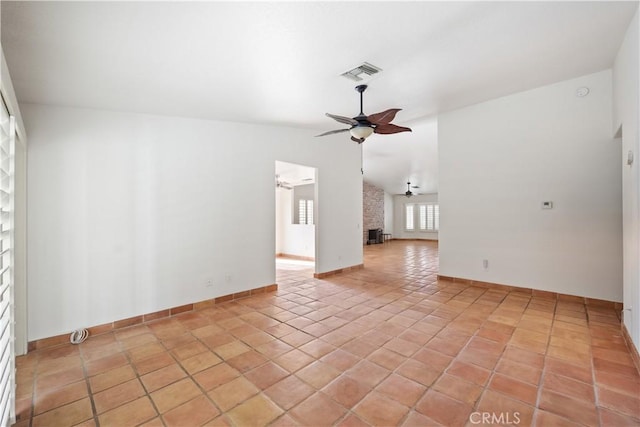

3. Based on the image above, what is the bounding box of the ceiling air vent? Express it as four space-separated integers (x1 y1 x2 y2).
340 62 382 82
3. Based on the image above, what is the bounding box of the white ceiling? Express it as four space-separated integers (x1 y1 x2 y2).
2 1 637 195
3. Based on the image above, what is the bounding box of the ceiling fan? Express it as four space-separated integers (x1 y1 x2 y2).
405 182 422 197
275 175 292 190
405 182 413 197
316 85 412 144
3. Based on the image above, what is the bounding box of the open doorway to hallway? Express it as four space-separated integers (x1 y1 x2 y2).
275 160 317 281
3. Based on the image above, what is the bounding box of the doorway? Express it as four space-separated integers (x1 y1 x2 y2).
275 161 316 281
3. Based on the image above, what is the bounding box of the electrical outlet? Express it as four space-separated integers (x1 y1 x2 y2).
483 259 489 270
205 279 213 288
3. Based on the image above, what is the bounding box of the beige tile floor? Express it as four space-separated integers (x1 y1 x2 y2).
13 241 640 426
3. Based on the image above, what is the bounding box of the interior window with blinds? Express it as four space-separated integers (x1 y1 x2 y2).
298 199 314 225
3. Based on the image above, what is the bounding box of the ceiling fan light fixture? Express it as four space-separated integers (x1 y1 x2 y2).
350 125 374 140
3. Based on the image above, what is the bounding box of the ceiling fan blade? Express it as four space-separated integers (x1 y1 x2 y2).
367 108 402 125
374 123 412 135
351 136 365 144
326 113 358 126
316 128 351 137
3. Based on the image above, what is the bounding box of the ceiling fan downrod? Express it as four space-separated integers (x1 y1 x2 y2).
355 84 367 118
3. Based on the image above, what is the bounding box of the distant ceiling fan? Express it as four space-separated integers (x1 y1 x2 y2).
275 175 292 190
404 182 422 197
405 182 413 198
316 85 412 144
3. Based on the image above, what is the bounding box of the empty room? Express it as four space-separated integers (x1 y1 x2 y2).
0 1 639 426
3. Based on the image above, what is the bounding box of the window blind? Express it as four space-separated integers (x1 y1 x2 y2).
408 203 439 232
298 199 307 225
0 98 15 426
405 204 414 230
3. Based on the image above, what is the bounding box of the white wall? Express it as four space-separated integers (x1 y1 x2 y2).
439 70 622 302
613 9 639 348
384 191 394 235
275 188 286 254
275 187 314 258
393 193 439 240
24 104 362 340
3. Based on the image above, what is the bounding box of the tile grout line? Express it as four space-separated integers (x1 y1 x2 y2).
532 291 555 426
469 287 519 419
78 340 101 427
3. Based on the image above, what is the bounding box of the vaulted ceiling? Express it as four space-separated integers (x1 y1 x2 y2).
2 1 637 194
